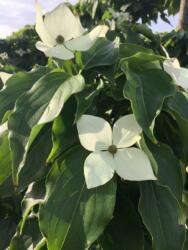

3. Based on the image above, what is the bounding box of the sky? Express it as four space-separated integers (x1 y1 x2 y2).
0 0 78 38
0 0 178 38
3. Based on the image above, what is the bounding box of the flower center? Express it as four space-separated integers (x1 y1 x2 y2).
108 145 117 155
56 35 65 44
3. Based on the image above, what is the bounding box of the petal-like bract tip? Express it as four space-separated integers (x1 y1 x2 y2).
98 25 109 37
77 115 112 151
84 151 114 188
113 114 142 148
0 72 12 84
114 148 156 181
163 58 188 89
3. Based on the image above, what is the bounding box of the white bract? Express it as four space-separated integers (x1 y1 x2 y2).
77 114 157 189
0 122 8 136
0 72 12 84
35 0 109 60
163 58 188 89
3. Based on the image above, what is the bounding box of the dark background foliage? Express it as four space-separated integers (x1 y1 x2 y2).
0 25 46 72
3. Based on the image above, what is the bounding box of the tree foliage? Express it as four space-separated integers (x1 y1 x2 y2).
0 25 46 72
0 1 188 250
77 0 180 25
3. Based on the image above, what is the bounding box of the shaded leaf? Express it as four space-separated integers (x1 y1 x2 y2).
120 43 154 58
18 124 52 189
173 114 188 165
0 66 49 123
9 216 42 250
48 98 78 162
8 72 85 184
139 182 185 250
0 218 17 250
0 124 52 197
167 90 188 121
0 123 12 184
132 24 160 43
121 52 163 70
100 197 144 250
122 68 175 140
81 38 118 70
75 81 103 121
21 180 46 230
0 175 15 198
140 137 183 203
183 232 188 250
120 43 163 71
39 146 117 250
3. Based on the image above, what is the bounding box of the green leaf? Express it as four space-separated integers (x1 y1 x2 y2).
132 24 160 43
121 52 163 70
153 111 184 161
140 137 183 203
75 81 103 121
166 90 188 164
0 124 52 197
100 197 144 250
0 123 12 184
0 175 15 198
167 90 188 121
0 219 16 250
81 38 118 70
122 68 175 140
18 124 52 189
35 238 47 250
184 232 188 250
139 182 185 250
173 113 188 164
8 72 85 185
0 66 49 123
120 43 163 71
21 180 46 231
39 146 117 250
48 98 78 162
120 43 154 58
9 216 43 250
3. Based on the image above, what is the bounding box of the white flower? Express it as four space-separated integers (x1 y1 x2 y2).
0 72 12 84
163 58 188 89
35 0 109 60
77 114 157 189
